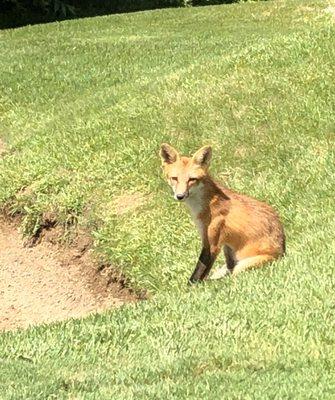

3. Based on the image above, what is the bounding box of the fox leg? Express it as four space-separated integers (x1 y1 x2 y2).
224 246 237 270
232 254 275 276
188 247 218 284
209 246 236 280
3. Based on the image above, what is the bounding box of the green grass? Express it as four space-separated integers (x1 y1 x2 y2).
1 0 335 398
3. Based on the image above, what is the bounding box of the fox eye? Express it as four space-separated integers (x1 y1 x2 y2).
189 177 197 183
171 177 178 182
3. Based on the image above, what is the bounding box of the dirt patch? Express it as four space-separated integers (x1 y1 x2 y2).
0 138 6 156
325 3 335 22
111 192 147 216
0 217 137 332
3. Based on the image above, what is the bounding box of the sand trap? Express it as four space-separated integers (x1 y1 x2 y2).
0 218 132 331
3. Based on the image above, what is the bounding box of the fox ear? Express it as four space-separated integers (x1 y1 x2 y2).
160 143 180 164
192 145 212 167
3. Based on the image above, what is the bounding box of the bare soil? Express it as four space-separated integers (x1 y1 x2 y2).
0 217 135 332
0 138 6 155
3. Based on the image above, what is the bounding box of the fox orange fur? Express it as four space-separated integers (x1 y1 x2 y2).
160 143 285 284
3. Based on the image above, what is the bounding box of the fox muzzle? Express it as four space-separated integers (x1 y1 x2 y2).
174 191 189 201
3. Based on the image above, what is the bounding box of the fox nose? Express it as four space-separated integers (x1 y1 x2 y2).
176 194 185 201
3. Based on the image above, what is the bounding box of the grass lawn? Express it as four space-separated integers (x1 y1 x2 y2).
1 0 335 398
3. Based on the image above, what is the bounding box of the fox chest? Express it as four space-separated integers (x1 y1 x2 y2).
186 199 206 240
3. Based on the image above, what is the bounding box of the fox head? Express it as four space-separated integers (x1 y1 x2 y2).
160 143 212 201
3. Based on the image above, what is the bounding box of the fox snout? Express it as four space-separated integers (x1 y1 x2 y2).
174 191 189 201
172 182 189 201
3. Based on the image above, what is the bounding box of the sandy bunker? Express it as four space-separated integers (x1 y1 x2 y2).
0 218 130 332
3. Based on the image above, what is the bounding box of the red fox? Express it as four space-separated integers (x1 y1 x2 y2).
160 144 285 284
